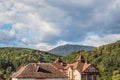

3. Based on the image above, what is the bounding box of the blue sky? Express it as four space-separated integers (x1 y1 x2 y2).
0 0 120 50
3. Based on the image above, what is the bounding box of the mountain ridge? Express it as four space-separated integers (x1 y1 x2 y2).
49 44 95 55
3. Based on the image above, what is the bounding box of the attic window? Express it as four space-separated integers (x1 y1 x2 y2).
37 67 51 73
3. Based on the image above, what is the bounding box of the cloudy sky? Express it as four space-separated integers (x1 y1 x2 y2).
0 0 120 50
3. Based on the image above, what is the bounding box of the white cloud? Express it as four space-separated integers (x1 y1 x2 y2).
92 0 120 23
0 0 120 51
0 29 16 43
0 0 61 49
32 40 73 51
21 38 28 43
13 23 26 31
70 0 96 7
35 34 120 50
81 34 120 47
12 13 60 41
35 43 53 51
57 40 72 46
45 0 97 9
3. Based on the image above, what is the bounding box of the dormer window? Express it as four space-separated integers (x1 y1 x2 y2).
37 67 51 73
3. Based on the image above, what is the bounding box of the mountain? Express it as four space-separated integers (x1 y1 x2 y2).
0 47 59 79
49 44 95 55
63 40 120 80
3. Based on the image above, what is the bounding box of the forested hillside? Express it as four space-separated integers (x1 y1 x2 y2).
0 47 58 80
62 41 120 80
0 41 120 80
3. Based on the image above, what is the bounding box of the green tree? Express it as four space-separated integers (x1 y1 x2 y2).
112 70 120 80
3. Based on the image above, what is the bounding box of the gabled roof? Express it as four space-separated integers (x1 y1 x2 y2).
65 61 90 73
82 62 91 72
52 57 66 70
82 64 100 74
11 63 67 78
65 55 99 74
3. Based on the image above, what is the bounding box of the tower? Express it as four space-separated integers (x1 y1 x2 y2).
77 54 85 63
55 57 63 63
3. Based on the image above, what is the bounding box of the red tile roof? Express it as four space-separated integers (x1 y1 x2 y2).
82 62 91 72
11 55 99 79
11 63 67 78
52 57 67 71
65 55 99 74
65 61 90 73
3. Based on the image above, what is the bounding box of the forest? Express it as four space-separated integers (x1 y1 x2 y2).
0 41 120 80
62 40 120 80
0 47 58 80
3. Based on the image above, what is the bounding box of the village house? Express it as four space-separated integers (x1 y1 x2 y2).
11 55 99 80
66 55 100 80
52 55 100 80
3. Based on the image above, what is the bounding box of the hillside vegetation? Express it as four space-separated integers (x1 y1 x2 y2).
49 44 95 55
0 47 58 80
0 41 120 80
62 41 120 80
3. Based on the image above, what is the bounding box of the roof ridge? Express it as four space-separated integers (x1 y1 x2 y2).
13 65 26 77
13 63 35 77
51 63 60 70
82 62 91 72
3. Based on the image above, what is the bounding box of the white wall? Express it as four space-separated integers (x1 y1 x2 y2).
67 67 73 80
12 78 36 80
46 78 67 80
12 78 67 80
73 70 81 80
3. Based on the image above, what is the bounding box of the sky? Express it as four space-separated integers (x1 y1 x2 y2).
0 0 120 51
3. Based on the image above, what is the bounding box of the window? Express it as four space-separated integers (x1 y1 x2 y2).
37 67 51 73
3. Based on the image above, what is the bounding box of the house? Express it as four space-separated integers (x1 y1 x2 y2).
11 55 99 80
11 62 67 80
52 55 100 80
65 55 100 80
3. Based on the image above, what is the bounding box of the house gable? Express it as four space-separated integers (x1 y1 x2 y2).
83 65 99 73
